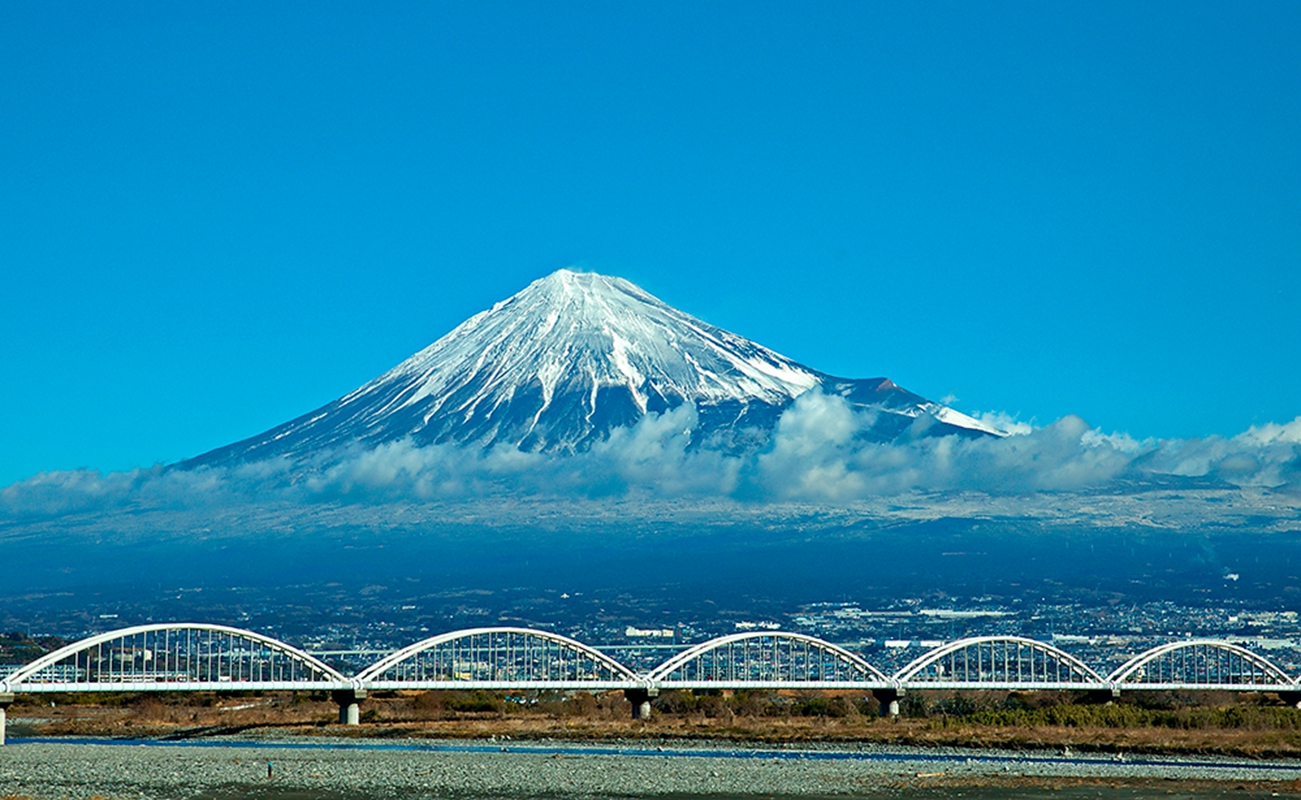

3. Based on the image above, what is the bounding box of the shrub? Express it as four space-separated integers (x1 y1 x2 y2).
792 695 857 718
444 690 503 714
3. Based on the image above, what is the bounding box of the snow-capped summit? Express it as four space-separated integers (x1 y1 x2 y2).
185 269 1001 467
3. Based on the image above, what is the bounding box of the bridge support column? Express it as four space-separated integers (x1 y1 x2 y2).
1279 692 1301 709
625 687 658 720
331 689 367 725
1086 688 1120 705
872 688 903 718
0 692 13 746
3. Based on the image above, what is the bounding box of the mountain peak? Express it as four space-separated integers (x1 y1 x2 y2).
505 269 639 308
484 269 674 335
384 268 823 433
531 267 634 290
184 271 1001 468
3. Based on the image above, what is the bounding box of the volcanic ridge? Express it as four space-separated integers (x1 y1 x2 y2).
185 270 1002 468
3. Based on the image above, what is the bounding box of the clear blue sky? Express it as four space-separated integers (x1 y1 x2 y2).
2 2 1298 486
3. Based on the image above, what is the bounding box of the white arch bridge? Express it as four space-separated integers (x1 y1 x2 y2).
4 625 1301 742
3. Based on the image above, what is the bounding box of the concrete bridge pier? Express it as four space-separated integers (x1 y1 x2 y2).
1086 688 1121 705
0 692 13 745
331 689 367 725
625 687 658 720
872 688 903 718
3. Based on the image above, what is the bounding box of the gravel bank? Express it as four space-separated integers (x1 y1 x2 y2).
2 738 1301 799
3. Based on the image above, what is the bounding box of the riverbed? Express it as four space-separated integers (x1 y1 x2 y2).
2 737 1300 798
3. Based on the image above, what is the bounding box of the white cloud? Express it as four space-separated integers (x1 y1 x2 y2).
1236 416 1301 447
2 404 1298 516
1137 416 1301 489
754 391 877 500
974 411 1034 436
1081 427 1149 454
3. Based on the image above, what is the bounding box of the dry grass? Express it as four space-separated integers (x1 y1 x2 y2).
13 689 1301 757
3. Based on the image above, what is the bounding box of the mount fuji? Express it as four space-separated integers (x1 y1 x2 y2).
185 270 1002 469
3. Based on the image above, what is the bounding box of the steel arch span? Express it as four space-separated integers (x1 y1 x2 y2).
647 631 891 688
1107 640 1298 690
357 627 642 690
0 623 347 693
894 636 1107 690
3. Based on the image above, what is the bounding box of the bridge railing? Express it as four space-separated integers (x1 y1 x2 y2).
5 626 1301 697
648 631 891 689
1107 640 1298 691
893 636 1108 690
356 627 643 690
1 623 347 693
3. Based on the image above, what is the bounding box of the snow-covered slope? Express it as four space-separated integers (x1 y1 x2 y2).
185 270 1001 467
